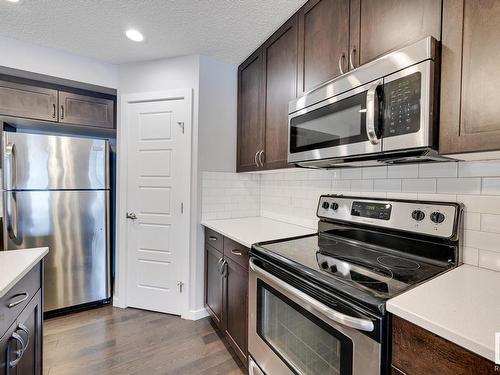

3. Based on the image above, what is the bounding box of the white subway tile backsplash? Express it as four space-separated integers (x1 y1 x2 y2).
481 214 500 234
203 158 500 272
362 166 387 179
402 178 436 193
437 178 481 194
340 168 362 180
463 247 479 266
418 162 458 178
458 160 500 177
464 212 481 231
464 230 500 252
478 250 500 272
374 179 401 192
388 164 419 178
351 179 374 192
482 177 500 195
457 195 500 214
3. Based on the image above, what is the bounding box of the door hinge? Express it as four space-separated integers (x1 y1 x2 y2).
177 121 185 134
181 202 184 214
177 281 184 293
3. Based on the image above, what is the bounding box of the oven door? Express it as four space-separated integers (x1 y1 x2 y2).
288 80 383 164
249 257 381 375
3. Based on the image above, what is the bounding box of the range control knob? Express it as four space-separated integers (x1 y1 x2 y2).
430 212 445 224
329 264 338 273
330 202 339 211
320 261 329 270
322 201 330 210
411 210 425 221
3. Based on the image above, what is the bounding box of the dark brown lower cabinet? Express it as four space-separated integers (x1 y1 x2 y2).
0 262 43 375
205 245 224 329
392 315 497 375
204 228 249 367
222 257 248 364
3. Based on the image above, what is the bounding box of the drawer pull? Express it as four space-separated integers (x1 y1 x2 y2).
8 292 29 308
208 236 218 241
231 249 243 256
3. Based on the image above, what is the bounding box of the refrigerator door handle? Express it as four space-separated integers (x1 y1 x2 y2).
5 142 17 190
6 192 19 242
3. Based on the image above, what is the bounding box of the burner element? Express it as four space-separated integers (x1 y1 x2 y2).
377 255 420 270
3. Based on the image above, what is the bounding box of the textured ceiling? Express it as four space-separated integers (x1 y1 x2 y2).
0 0 307 65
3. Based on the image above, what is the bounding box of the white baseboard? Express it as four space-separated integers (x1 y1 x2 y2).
112 296 127 309
182 307 209 320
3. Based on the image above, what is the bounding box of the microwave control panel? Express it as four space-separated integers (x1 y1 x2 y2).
383 72 421 137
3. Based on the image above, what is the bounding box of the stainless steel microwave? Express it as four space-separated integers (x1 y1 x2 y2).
288 37 447 168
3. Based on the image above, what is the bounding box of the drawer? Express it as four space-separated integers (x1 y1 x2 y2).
205 228 223 251
224 237 249 270
0 263 41 338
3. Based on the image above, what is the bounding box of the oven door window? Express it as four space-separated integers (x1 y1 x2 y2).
256 280 353 375
290 91 368 154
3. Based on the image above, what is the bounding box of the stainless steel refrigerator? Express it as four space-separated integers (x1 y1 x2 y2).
2 131 111 312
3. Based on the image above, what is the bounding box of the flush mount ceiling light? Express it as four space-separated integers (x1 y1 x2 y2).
125 29 144 42
6 0 20 2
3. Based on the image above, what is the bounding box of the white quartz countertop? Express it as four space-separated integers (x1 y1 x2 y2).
387 264 500 362
201 217 316 248
0 248 49 298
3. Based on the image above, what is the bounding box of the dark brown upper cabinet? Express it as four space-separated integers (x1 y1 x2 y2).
440 0 500 155
262 15 298 170
237 49 265 172
349 0 442 67
297 0 349 94
59 91 114 129
237 0 445 172
0 80 58 122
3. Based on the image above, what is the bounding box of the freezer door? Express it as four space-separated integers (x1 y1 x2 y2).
2 131 109 190
3 190 111 312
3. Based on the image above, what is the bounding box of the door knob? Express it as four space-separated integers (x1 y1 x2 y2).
126 212 137 220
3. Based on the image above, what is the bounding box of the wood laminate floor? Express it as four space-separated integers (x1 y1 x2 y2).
44 306 245 375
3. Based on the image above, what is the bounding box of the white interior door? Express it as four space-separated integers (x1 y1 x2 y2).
125 97 190 315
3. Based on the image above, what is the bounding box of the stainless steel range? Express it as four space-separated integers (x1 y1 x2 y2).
248 195 462 375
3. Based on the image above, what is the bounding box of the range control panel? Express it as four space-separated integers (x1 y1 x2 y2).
318 195 460 239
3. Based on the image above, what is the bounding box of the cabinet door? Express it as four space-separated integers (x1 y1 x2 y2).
15 289 43 375
297 0 349 93
262 15 298 170
205 246 224 329
0 80 57 122
237 49 265 172
222 257 248 365
59 91 114 128
440 0 500 154
0 322 20 375
349 0 442 67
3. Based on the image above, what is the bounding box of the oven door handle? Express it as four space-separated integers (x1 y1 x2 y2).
366 80 383 145
249 258 375 332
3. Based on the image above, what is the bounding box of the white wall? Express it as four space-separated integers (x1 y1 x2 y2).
0 36 117 88
116 54 237 318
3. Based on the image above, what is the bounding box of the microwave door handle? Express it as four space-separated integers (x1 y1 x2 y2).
249 258 375 332
366 80 383 145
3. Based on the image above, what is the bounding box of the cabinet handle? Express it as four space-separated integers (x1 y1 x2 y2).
217 257 224 274
254 151 259 167
258 150 265 167
7 292 29 308
17 323 30 354
220 260 228 277
349 47 357 70
208 236 218 241
8 332 25 368
231 249 243 256
60 105 64 120
52 103 56 119
338 52 346 75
